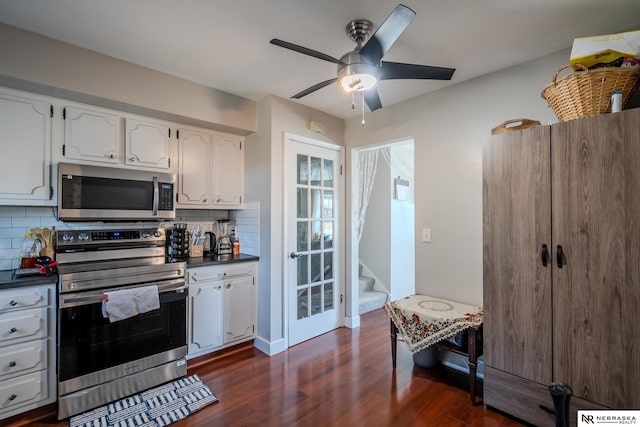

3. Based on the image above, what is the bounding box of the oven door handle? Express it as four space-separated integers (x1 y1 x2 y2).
60 281 187 308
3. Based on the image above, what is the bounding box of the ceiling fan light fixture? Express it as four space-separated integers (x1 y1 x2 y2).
337 60 378 93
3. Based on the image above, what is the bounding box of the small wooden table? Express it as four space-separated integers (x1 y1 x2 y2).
385 294 484 405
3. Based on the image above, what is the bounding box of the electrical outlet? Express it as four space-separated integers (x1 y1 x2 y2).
422 228 432 243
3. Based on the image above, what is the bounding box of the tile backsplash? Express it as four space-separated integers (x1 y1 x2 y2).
0 202 260 270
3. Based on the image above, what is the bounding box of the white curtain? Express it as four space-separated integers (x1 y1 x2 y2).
354 149 379 242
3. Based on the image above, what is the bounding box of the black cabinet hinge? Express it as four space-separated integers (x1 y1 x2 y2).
176 130 179 139
175 193 179 202
168 128 171 138
340 164 343 175
62 107 66 120
50 105 53 118
62 144 66 156
340 294 343 304
49 187 54 199
168 158 171 168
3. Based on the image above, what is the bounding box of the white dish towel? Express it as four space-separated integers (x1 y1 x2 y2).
102 285 160 322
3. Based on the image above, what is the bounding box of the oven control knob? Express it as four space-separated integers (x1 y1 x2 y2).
153 231 162 238
62 233 74 242
78 232 89 241
142 231 150 238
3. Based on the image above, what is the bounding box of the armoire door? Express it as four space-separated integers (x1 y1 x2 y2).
551 108 640 408
483 125 552 384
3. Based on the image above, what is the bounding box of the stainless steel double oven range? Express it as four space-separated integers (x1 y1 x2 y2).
56 227 187 419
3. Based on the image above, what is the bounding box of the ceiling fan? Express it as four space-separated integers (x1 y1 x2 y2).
270 3 456 112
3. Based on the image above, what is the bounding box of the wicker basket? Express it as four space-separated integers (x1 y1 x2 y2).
541 64 640 122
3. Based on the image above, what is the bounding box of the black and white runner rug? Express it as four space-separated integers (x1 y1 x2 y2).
69 375 217 427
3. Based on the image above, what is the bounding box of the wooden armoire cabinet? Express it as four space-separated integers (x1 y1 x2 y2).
482 107 640 426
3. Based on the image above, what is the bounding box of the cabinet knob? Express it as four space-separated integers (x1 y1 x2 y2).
9 361 16 367
9 327 17 333
9 300 18 306
129 156 136 162
226 283 231 289
8 394 17 401
216 198 222 203
202 198 208 203
107 154 115 159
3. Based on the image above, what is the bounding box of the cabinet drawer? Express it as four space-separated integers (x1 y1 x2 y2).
0 286 49 313
0 370 48 415
189 263 255 283
485 366 607 426
0 339 47 380
0 307 47 346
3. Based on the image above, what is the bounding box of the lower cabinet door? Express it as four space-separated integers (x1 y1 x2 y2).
224 276 255 344
188 282 223 355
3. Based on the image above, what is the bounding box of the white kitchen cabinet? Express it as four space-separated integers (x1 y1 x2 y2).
60 104 174 172
62 106 121 165
186 262 257 359
0 284 56 421
124 118 172 170
0 88 54 206
176 128 244 209
188 281 223 355
176 127 211 206
223 274 255 344
212 134 244 208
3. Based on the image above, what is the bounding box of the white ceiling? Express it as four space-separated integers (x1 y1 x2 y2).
0 0 638 119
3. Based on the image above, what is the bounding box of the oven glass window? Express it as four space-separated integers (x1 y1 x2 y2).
61 175 153 210
58 290 186 382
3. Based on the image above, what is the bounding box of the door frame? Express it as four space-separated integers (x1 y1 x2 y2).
282 132 346 347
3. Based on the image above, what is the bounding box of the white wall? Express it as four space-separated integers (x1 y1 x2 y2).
345 49 569 307
0 23 256 135
250 96 345 355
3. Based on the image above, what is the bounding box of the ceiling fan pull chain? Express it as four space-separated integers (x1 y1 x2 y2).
361 93 366 126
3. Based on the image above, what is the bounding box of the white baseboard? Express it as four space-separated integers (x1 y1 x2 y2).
254 336 287 356
344 315 360 329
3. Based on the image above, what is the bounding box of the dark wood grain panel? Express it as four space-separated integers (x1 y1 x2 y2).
483 125 552 383
551 108 640 408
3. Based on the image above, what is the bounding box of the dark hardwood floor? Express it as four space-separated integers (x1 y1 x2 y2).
6 308 525 426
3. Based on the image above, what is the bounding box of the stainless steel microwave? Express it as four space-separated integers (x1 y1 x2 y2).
57 163 175 221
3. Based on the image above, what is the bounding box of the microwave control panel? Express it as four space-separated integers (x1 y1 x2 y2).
159 183 174 210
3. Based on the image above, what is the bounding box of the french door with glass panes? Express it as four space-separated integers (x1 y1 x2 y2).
286 135 343 346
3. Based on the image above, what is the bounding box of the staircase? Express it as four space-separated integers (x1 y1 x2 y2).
358 265 388 315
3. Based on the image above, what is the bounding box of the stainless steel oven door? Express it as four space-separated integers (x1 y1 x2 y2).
57 279 187 397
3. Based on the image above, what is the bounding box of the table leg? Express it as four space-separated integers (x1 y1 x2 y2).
467 327 478 405
390 319 397 369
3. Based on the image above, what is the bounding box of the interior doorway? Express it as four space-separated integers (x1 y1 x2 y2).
351 139 415 320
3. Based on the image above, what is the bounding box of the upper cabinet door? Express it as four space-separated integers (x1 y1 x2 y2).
0 89 53 205
124 118 171 170
212 135 244 208
63 106 121 164
177 127 211 206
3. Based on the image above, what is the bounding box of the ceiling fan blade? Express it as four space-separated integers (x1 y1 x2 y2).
364 89 383 112
379 61 456 81
270 39 344 65
359 4 416 63
292 78 338 99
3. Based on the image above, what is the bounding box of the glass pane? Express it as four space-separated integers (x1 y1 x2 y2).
323 222 333 249
297 188 308 218
297 288 308 320
310 189 322 218
311 285 322 316
324 282 334 311
323 159 333 187
324 251 333 280
311 253 321 283
297 221 308 252
310 221 321 250
297 154 308 185
310 157 321 186
297 254 308 286
323 190 333 218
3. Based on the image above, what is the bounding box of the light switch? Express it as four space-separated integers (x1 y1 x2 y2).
422 228 432 243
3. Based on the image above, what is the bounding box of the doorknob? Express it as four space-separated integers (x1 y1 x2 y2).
290 252 298 259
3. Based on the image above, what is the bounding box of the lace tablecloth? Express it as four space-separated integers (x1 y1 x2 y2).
385 294 483 354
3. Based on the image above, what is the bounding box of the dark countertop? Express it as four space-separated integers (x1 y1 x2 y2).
184 253 259 268
0 269 58 289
